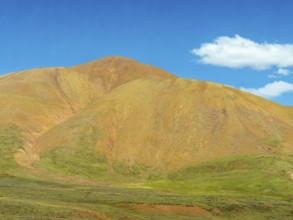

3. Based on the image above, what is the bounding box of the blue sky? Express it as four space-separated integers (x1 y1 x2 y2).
0 0 292 105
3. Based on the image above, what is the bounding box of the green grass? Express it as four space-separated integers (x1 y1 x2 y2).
0 125 24 172
34 126 116 181
0 174 293 220
2 131 293 220
263 136 282 148
148 154 293 197
1 154 293 219
0 175 209 220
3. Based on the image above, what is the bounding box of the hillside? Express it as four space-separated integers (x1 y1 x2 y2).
0 56 175 169
0 56 292 173
1 56 293 219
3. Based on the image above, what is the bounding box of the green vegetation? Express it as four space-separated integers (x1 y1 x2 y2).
0 125 24 172
1 154 292 219
149 155 293 197
34 126 111 180
113 160 156 178
0 175 209 220
1 171 293 220
263 136 282 148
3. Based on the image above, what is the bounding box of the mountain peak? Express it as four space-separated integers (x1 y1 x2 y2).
73 56 140 68
70 56 176 90
97 55 137 62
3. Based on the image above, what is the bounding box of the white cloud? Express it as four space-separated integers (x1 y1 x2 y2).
268 74 278 78
267 68 292 78
240 81 293 98
192 35 293 70
277 68 291 75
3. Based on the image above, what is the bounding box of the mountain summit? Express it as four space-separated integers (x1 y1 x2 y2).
0 56 292 174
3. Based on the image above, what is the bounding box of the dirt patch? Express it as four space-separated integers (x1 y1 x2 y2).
121 203 211 217
14 148 40 168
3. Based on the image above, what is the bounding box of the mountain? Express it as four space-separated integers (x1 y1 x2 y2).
1 56 293 219
0 56 292 174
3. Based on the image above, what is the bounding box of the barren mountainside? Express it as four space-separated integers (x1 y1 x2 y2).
0 56 292 175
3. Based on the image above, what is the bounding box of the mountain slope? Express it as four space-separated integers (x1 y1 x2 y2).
33 77 293 176
1 56 293 219
0 56 292 175
0 56 174 168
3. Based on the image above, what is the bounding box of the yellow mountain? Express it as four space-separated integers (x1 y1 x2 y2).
0 56 292 175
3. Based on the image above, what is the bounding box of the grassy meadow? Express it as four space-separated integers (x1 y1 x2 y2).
1 153 293 219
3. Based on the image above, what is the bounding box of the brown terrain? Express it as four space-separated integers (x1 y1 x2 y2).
0 56 292 174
